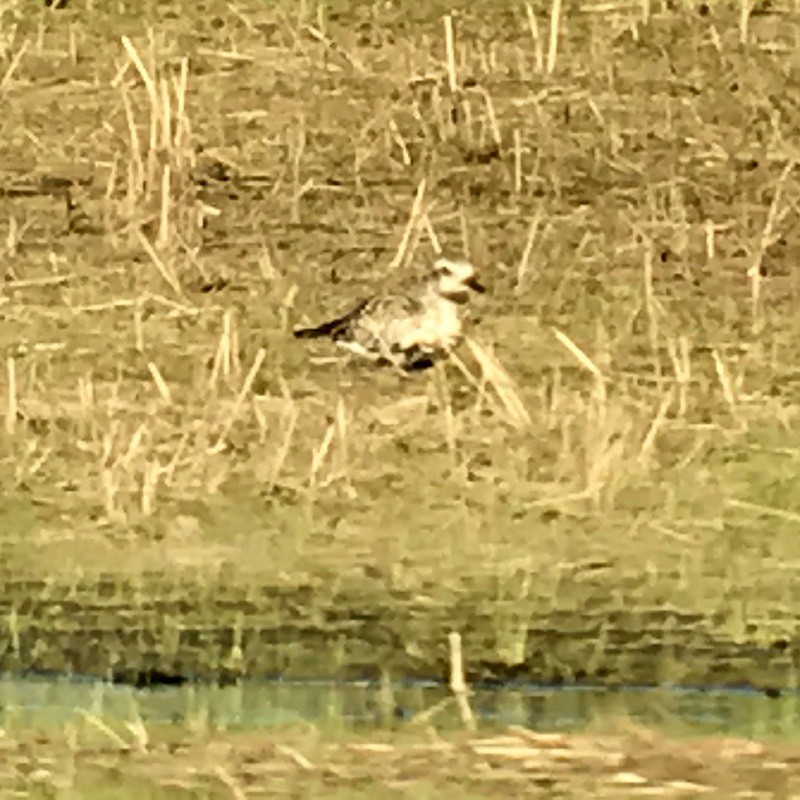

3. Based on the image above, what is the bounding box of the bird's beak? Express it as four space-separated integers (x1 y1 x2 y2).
466 276 486 293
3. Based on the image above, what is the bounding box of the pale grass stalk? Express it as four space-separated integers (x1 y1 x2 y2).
141 459 160 516
125 157 138 217
78 375 95 416
408 696 453 727
78 710 131 750
137 230 183 297
267 403 299 488
68 25 78 65
513 129 522 194
460 94 476 152
257 243 277 281
316 0 326 33
5 356 16 434
584 414 627 505
102 468 123 522
210 347 266 452
229 311 242 379
173 57 189 159
159 75 171 151
23 447 52 480
739 0 751 45
544 366 563 425
387 178 426 271
122 35 159 117
335 397 352 490
212 764 247 800
279 284 299 333
147 361 172 404
641 0 650 24
111 58 132 88
433 363 458 465
421 212 442 254
302 23 366 73
252 401 268 443
6 215 18 256
546 0 562 75
711 348 737 415
708 25 722 53
443 14 457 93
748 159 796 331
444 399 457 469
638 388 674 465
642 248 660 375
161 430 189 485
157 163 171 248
146 293 199 315
458 207 471 259
666 335 691 417
205 459 230 494
447 349 497 419
219 315 233 381
448 632 476 731
704 219 715 260
208 309 234 389
388 117 411 166
119 423 147 469
310 421 336 487
7 275 69 290
123 717 149 753
516 208 543 293
101 426 117 466
0 40 28 92
525 3 544 72
104 156 119 203
290 115 306 224
726 497 800 524
133 298 145 351
464 338 532 430
552 327 607 404
481 89 501 149
146 90 159 190
275 745 315 771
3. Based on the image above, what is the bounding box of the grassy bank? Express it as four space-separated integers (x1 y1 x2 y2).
2 0 800 683
1 717 798 799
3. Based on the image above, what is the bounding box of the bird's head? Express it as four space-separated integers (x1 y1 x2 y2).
432 257 485 300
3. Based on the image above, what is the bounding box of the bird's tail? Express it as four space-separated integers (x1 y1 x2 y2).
293 321 338 339
293 299 370 340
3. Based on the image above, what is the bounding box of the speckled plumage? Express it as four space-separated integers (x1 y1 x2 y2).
294 257 485 370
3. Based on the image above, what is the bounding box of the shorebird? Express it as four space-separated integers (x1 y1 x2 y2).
293 256 485 370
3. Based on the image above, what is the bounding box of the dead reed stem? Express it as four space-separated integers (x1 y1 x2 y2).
748 160 796 332
552 328 607 405
387 179 427 272
5 356 16 435
546 0 562 75
525 3 544 72
211 348 267 452
443 14 457 94
449 632 476 731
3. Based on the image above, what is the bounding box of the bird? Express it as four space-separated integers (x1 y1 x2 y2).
293 256 485 371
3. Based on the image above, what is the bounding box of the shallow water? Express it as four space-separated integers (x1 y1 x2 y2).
2 676 799 739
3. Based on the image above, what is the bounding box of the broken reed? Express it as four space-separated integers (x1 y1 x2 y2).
115 34 197 255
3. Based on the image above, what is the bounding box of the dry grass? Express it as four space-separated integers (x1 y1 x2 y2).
0 716 797 799
2 0 800 684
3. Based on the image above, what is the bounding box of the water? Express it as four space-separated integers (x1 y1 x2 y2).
2 675 799 738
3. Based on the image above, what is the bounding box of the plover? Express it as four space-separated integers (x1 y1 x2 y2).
293 256 485 370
